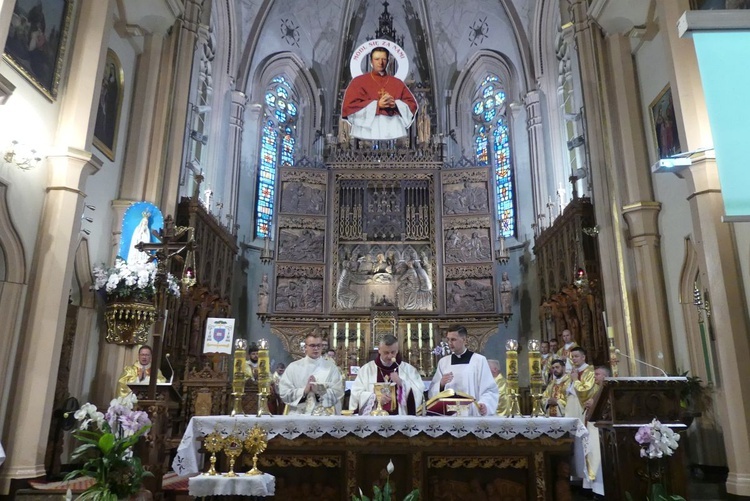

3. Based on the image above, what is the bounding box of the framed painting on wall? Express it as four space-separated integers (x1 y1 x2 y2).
3 0 73 101
93 49 125 161
649 84 682 159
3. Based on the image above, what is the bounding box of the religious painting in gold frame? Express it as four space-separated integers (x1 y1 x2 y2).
3 0 73 101
93 49 125 161
649 84 682 160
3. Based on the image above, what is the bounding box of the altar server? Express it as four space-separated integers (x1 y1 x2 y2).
279 331 344 415
349 334 424 415
429 325 498 416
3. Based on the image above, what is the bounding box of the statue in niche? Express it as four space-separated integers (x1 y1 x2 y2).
499 272 512 314
258 274 269 314
417 98 431 145
336 260 359 309
396 260 420 310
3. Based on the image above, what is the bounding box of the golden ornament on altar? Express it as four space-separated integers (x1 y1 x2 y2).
222 434 243 477
243 425 268 476
202 432 224 476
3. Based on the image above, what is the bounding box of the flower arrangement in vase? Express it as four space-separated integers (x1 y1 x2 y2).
65 394 153 501
626 418 685 501
93 258 181 302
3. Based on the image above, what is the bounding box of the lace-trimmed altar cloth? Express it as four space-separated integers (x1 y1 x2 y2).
172 415 587 476
188 473 275 497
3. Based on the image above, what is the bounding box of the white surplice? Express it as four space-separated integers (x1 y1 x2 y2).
349 360 424 415
279 356 344 415
429 351 499 416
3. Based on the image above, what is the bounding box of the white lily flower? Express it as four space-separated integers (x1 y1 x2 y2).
387 460 394 474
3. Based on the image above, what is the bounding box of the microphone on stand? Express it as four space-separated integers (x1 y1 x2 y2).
165 353 175 384
614 349 668 377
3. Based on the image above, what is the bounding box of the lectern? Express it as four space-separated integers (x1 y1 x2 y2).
129 383 183 496
589 376 688 500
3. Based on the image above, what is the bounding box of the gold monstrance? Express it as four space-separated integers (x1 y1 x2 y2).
244 425 268 476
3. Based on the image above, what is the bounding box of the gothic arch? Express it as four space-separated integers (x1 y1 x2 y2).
0 181 27 436
450 50 520 152
249 52 323 152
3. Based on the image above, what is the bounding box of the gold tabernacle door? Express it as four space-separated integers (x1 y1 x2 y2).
417 389 478 416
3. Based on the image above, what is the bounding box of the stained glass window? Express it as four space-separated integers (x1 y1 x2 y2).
472 74 515 238
255 75 299 238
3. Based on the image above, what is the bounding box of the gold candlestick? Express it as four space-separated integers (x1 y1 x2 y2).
231 339 248 416
528 339 545 417
256 338 272 417
505 339 521 417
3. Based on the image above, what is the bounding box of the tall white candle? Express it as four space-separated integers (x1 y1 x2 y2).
356 322 361 349
406 324 411 350
332 322 338 349
345 322 349 349
418 323 423 350
429 323 433 348
407 323 411 350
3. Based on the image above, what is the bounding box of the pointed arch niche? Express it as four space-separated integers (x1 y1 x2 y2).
451 51 520 238
248 53 322 239
0 182 27 437
678 237 727 467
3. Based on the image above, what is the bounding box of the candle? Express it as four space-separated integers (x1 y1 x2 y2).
607 326 615 341
356 322 361 349
332 322 338 349
429 323 433 347
418 323 423 350
407 323 411 349
345 322 349 349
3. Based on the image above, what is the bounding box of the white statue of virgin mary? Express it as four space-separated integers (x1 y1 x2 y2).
128 212 152 264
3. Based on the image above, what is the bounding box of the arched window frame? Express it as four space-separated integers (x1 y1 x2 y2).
451 52 519 239
249 54 321 240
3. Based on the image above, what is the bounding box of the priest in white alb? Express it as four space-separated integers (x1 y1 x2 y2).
429 325 499 416
349 334 424 415
279 332 344 415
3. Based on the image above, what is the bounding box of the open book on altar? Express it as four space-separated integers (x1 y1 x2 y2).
417 389 478 416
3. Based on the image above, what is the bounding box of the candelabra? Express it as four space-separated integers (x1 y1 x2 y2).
527 339 545 417
230 338 247 416
256 338 272 417
505 339 521 417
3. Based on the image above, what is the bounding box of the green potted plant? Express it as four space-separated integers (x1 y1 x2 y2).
65 394 153 500
352 459 419 501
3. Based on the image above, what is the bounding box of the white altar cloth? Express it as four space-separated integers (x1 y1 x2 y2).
188 473 275 497
172 415 587 476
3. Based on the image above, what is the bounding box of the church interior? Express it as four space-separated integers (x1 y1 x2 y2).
1 0 750 499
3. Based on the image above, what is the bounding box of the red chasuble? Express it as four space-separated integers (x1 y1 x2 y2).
342 72 418 118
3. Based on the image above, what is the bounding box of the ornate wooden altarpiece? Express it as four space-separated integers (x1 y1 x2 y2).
534 196 607 365
263 144 512 371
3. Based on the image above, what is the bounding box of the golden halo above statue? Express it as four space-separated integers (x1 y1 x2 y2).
349 39 410 81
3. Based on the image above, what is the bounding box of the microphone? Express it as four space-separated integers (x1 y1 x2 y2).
614 349 668 377
165 353 175 384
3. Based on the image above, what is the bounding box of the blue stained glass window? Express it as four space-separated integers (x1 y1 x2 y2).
472 74 515 238
255 75 299 238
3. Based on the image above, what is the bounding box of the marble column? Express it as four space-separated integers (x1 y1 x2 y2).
523 89 548 221
567 0 632 364
606 33 674 372
159 0 203 211
226 89 248 224
0 149 101 493
677 153 750 496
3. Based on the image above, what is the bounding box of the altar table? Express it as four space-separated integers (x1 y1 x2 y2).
174 415 586 500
